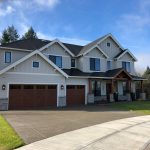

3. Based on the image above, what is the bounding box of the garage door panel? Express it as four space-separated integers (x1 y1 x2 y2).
9 84 57 110
67 85 85 106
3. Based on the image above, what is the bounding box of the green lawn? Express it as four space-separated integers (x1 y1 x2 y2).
0 115 24 150
109 100 150 115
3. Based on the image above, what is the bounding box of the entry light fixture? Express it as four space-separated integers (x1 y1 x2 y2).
2 84 6 90
61 85 64 90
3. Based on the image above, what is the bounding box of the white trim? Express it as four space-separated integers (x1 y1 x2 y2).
39 39 75 57
5 72 62 76
116 49 137 61
0 50 68 78
68 76 113 79
43 52 70 57
0 46 33 52
81 45 109 58
38 52 67 76
97 33 124 50
84 55 105 60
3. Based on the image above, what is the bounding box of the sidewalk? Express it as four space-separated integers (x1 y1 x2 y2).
16 115 150 150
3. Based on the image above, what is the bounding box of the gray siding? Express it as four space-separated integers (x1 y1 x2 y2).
78 48 107 72
8 55 60 74
98 37 122 58
0 49 30 70
42 43 71 69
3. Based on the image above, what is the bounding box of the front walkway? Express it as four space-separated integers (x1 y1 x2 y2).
16 115 150 150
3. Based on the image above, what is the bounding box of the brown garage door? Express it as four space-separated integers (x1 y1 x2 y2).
66 85 85 106
9 84 57 110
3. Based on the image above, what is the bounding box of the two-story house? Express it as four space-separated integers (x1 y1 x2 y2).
0 33 146 110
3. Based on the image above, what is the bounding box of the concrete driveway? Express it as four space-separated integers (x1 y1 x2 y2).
1 105 139 144
16 115 150 150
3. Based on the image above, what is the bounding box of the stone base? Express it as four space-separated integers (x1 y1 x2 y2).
109 94 114 102
58 96 66 107
0 99 8 111
94 96 107 101
140 93 146 100
87 94 94 104
126 93 131 101
118 95 127 101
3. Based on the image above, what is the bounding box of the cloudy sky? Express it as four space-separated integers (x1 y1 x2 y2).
0 0 149 74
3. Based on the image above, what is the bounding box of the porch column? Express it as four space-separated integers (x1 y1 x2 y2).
110 79 114 102
140 80 146 100
126 80 131 101
88 79 92 94
87 79 94 104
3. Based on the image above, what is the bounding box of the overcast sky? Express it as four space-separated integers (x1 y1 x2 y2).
0 0 149 74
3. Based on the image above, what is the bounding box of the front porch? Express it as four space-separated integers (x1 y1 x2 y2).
87 69 146 103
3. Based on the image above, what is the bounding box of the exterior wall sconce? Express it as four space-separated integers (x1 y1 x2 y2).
2 84 6 90
61 85 64 90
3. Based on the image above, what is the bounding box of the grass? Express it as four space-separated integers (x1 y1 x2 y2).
0 115 24 150
109 100 150 115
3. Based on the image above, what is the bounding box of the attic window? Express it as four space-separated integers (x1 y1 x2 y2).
107 42 110 47
33 61 39 68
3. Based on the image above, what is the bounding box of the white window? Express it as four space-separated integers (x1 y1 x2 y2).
71 58 75 68
5 52 11 63
107 61 112 70
107 42 110 47
122 62 131 72
33 61 39 68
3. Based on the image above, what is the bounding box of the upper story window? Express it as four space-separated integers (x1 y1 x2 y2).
71 58 75 68
122 61 131 72
107 61 112 70
33 61 39 68
49 55 62 68
90 58 100 71
5 52 11 63
107 42 111 47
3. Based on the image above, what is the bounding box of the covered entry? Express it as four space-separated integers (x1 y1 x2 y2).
9 84 57 110
66 85 85 106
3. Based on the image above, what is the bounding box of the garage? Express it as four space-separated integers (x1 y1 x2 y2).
9 84 57 110
66 85 85 106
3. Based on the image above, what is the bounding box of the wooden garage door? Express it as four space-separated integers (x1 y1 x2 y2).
9 84 57 110
67 85 85 106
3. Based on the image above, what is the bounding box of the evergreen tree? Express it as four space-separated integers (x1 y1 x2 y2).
22 27 38 39
143 66 150 83
0 25 19 44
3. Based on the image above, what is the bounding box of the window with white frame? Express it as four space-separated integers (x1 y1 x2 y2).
49 55 62 68
5 52 11 63
90 58 100 71
71 58 75 68
33 61 39 68
122 61 131 72
107 61 112 70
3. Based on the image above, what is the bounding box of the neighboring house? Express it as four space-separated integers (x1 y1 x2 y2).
0 33 146 110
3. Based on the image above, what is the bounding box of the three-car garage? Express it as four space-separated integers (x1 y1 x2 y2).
8 84 86 110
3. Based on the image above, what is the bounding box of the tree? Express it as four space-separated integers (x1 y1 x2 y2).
0 25 19 44
143 66 150 83
22 27 38 39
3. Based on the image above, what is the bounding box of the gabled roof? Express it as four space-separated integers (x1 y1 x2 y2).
38 39 75 57
0 50 68 78
81 45 109 58
0 38 83 56
115 49 137 61
78 33 124 56
0 38 50 50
